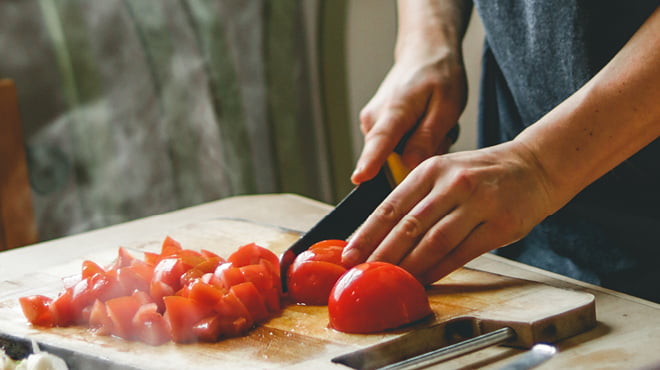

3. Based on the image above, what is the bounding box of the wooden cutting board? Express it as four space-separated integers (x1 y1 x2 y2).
0 218 595 369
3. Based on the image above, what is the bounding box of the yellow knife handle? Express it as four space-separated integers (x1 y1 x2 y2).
385 153 410 186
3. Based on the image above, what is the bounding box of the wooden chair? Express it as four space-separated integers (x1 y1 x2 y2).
0 79 37 250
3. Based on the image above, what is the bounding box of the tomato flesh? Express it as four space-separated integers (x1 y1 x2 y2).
328 262 433 333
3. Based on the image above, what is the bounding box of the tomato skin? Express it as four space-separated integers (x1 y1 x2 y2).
152 257 191 292
163 296 208 343
286 239 349 305
19 295 54 327
228 243 279 273
288 261 347 306
328 262 433 334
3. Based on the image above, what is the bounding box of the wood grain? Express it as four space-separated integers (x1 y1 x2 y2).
0 218 596 369
0 79 37 251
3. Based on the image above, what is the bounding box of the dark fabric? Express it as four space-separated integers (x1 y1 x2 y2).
474 1 660 302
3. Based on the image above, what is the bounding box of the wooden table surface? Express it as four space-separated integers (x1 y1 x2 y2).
1 194 659 369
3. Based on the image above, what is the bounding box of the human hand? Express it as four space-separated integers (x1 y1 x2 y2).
343 141 556 284
351 47 467 185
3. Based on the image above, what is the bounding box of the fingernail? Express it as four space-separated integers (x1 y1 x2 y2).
341 247 360 267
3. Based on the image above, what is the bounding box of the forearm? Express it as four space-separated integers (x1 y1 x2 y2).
515 7 660 213
394 0 473 63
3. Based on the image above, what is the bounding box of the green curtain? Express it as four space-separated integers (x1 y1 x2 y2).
0 0 354 241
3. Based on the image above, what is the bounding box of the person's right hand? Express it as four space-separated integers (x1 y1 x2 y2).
351 46 468 185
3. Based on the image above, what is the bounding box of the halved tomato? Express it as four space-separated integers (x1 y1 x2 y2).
286 239 349 305
328 262 433 333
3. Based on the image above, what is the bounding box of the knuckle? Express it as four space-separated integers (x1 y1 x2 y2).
397 214 424 239
450 168 476 194
423 227 454 254
373 200 400 223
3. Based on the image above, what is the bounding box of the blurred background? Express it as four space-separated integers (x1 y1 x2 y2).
0 0 484 243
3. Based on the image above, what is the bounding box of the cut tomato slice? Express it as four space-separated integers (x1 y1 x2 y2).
163 296 209 343
89 299 113 335
230 282 269 323
105 295 142 339
132 303 170 346
19 295 53 327
227 243 279 271
287 260 347 306
214 263 245 289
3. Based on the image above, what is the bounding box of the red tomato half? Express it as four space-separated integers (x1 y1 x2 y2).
328 262 433 333
286 239 349 305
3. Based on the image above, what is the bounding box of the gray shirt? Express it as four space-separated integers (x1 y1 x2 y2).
474 1 660 302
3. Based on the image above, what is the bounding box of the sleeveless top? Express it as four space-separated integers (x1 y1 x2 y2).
473 1 660 302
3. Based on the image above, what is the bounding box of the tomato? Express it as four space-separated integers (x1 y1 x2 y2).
163 296 208 343
152 257 191 292
19 295 53 327
18 237 283 346
227 243 279 273
89 299 113 335
286 239 349 305
132 303 170 346
49 289 77 326
328 262 433 333
230 282 269 323
106 295 142 339
81 260 105 279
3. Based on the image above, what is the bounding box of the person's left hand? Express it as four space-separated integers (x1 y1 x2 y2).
342 140 557 284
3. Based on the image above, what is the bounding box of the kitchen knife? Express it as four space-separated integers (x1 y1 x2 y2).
279 152 409 291
279 124 459 290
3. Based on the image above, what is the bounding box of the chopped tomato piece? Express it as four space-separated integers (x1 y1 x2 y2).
19 295 53 327
106 295 142 339
230 282 269 323
50 289 76 326
328 262 433 333
81 260 105 279
163 296 208 343
152 257 191 292
187 280 224 308
116 266 150 295
132 303 170 346
214 263 245 289
160 236 183 256
88 299 113 335
213 291 253 332
227 243 279 271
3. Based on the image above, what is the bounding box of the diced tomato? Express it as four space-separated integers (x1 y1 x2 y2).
227 243 279 271
107 247 140 271
106 295 142 339
240 264 279 312
116 266 150 295
163 296 208 343
160 236 183 256
200 249 222 260
188 280 225 308
214 263 245 289
132 303 170 346
194 257 224 274
213 291 253 332
50 289 77 326
143 251 161 266
81 260 105 279
19 295 53 327
176 249 206 267
149 280 175 310
88 299 113 335
328 262 433 333
152 257 191 292
230 282 269 323
191 315 223 342
131 290 155 306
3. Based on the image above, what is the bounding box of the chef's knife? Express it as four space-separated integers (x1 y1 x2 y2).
279 151 409 291
279 124 459 291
